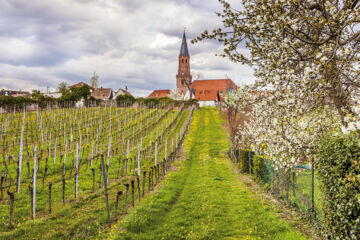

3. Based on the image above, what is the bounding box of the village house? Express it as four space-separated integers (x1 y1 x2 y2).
68 82 94 91
147 89 171 98
0 89 31 97
92 87 113 100
113 87 133 98
43 92 62 98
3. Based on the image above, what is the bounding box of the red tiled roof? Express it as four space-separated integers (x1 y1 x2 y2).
191 79 236 101
93 88 112 99
69 82 94 90
148 89 171 98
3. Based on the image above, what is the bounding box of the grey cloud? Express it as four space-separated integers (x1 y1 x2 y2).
0 0 254 97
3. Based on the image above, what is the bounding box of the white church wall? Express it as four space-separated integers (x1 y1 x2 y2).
199 101 216 107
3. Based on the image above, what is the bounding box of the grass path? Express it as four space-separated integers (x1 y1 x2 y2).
108 108 307 240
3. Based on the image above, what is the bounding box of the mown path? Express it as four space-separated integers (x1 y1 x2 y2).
109 108 307 240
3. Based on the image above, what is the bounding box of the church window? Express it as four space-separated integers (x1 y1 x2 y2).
182 59 184 63
185 59 187 63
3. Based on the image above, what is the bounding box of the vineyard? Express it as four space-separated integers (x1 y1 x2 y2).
0 103 194 239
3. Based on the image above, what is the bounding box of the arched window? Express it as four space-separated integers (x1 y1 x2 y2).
185 59 187 63
182 59 184 63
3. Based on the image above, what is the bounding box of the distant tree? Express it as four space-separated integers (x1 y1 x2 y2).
30 90 54 108
58 85 91 104
57 82 68 94
31 90 43 102
116 94 135 106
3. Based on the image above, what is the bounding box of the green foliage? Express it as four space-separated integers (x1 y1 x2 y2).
253 155 265 183
253 155 274 185
0 96 34 108
57 82 68 94
317 132 360 240
30 90 55 108
58 85 91 103
116 94 135 106
143 97 159 107
239 149 254 173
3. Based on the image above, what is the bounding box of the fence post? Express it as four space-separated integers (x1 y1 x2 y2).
311 157 315 210
248 148 251 174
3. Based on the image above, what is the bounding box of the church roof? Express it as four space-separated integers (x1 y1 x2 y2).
148 89 171 98
191 79 237 101
179 31 189 57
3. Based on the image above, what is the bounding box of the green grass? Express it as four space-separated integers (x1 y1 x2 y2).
107 108 307 240
291 171 322 215
0 107 191 239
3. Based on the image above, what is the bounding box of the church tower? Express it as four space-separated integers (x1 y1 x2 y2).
176 31 192 95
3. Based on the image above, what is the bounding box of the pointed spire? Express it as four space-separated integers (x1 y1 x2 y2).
179 30 189 57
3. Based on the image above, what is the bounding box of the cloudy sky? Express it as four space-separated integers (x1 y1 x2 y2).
0 0 254 97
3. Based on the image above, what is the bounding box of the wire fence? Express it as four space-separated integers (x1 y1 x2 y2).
234 149 322 224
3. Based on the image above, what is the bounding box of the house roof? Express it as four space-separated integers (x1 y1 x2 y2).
115 88 132 97
69 82 94 90
93 88 112 99
179 31 189 57
148 89 171 98
190 79 236 101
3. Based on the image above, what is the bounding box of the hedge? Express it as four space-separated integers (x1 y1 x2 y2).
239 149 254 174
317 132 360 240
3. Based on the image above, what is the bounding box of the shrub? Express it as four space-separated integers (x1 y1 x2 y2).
253 155 274 185
116 94 135 106
239 149 254 173
253 155 265 183
317 132 360 240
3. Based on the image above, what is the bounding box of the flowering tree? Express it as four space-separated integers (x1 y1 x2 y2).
169 89 183 101
194 0 360 122
223 85 254 154
225 85 341 168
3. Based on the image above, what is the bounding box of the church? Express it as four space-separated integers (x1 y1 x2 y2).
148 31 236 107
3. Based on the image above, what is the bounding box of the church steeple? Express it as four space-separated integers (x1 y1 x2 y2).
179 31 189 57
176 30 192 95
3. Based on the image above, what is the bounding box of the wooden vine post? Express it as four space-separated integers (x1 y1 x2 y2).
142 171 146 197
48 182 52 213
7 190 14 230
33 146 37 220
137 144 141 201
100 155 111 227
75 143 79 200
17 108 25 193
124 183 129 214
131 180 135 207
114 191 122 222
91 168 95 193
